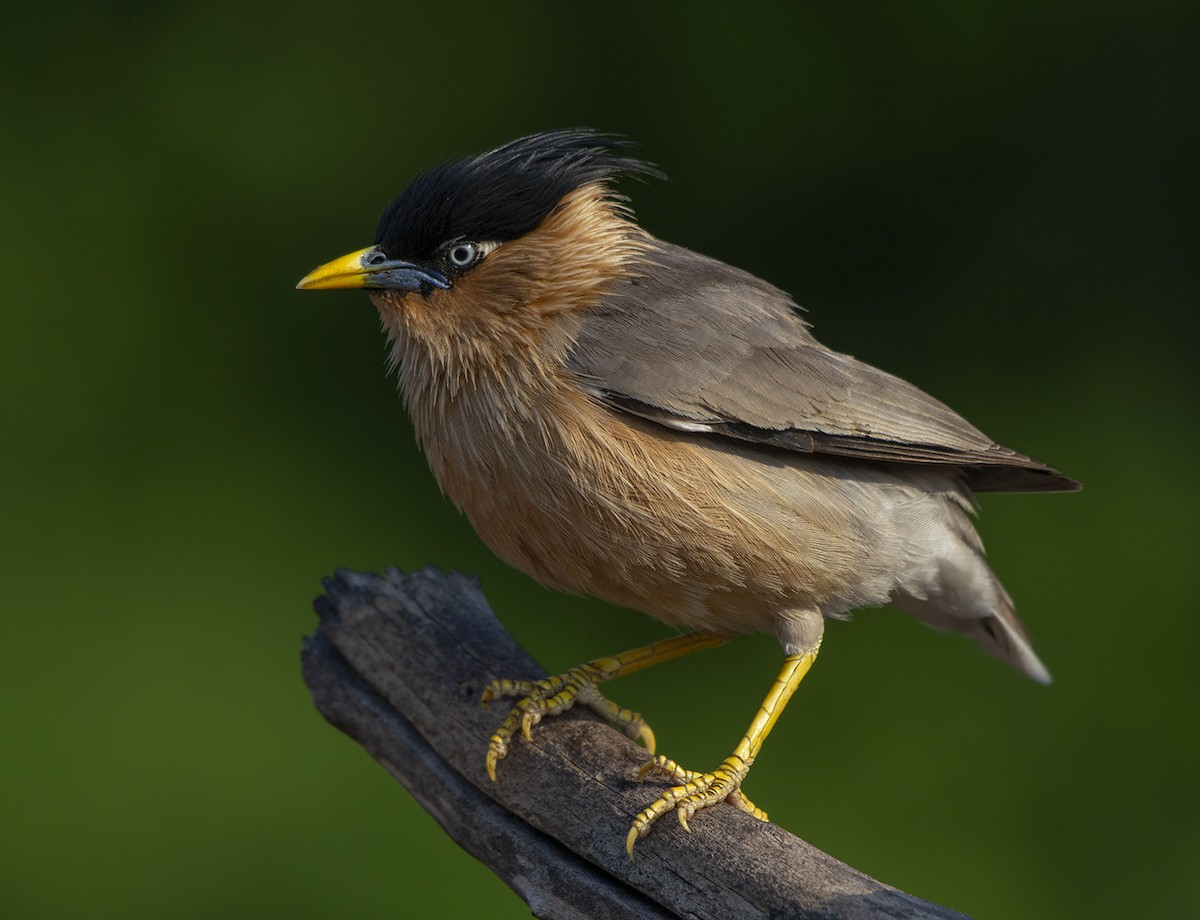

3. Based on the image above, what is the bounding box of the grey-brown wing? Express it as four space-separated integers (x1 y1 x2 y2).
568 240 1079 493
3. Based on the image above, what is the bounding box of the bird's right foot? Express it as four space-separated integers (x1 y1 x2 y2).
482 664 655 780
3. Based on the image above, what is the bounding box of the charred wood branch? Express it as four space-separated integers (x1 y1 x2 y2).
302 567 970 920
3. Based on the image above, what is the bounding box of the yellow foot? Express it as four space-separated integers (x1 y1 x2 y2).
482 664 655 781
625 753 767 856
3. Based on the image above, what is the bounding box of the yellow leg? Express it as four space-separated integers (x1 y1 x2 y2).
482 631 728 781
626 640 821 856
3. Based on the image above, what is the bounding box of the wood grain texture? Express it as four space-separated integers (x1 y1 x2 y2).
302 567 972 920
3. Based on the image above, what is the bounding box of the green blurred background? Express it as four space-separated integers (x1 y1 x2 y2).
4 2 1196 917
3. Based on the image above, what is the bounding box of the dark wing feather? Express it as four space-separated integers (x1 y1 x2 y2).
568 241 1079 494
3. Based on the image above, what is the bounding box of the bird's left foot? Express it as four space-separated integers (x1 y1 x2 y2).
482 664 655 781
626 753 767 856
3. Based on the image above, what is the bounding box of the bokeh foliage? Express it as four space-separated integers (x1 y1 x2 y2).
3 2 1196 918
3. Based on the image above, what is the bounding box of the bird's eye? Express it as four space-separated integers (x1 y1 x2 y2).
447 241 480 269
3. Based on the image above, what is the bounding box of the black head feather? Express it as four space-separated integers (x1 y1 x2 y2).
373 130 663 262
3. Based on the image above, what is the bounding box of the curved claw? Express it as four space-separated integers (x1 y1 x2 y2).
520 710 539 742
625 825 641 858
635 723 657 754
677 806 692 833
485 733 509 782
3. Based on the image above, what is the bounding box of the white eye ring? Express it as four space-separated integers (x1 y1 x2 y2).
447 241 480 268
444 240 498 271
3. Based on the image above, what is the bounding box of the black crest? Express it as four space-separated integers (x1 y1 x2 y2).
373 130 663 261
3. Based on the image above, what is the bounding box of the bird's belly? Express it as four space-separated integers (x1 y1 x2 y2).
425 403 927 636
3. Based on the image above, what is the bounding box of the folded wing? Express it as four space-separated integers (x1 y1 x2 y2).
569 241 1079 494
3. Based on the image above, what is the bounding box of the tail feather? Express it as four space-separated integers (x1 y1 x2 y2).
965 593 1052 684
892 570 1052 684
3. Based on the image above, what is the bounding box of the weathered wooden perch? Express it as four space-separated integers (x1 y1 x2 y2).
302 567 971 920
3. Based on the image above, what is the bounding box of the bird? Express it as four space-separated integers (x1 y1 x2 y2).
297 129 1079 855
